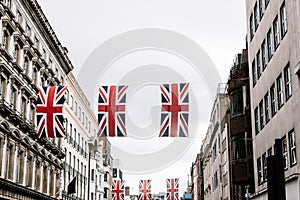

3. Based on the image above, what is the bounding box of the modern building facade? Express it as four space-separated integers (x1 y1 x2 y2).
0 0 73 199
246 0 300 199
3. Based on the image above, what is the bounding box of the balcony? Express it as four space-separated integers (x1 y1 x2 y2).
0 99 13 117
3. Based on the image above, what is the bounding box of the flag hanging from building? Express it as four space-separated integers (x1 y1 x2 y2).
36 86 67 138
139 180 152 200
160 83 189 137
112 179 125 200
166 178 179 200
67 176 76 195
98 85 128 137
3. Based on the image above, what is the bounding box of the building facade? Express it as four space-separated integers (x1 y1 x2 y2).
246 0 300 199
201 84 230 200
0 0 73 199
99 137 113 200
62 73 101 200
227 50 255 199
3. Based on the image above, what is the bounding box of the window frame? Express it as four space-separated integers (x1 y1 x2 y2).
270 84 277 116
273 16 280 50
284 64 292 101
276 74 284 109
267 29 273 61
288 130 297 167
280 2 287 38
264 92 270 123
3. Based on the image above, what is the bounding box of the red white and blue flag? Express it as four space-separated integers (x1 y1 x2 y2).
112 179 125 200
98 85 128 137
36 86 67 138
139 180 151 200
160 83 189 137
166 178 179 200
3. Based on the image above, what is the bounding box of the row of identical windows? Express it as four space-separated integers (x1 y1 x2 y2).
254 64 291 134
252 2 287 86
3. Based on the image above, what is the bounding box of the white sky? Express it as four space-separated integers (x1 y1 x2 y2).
38 0 246 196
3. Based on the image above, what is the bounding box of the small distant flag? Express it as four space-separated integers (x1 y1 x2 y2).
139 180 151 200
160 83 189 137
67 176 76 195
166 178 179 200
36 86 67 138
112 179 125 200
98 85 128 137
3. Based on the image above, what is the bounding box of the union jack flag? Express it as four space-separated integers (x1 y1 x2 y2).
112 179 125 200
36 86 67 138
139 180 151 200
166 178 179 200
98 85 128 137
160 83 189 137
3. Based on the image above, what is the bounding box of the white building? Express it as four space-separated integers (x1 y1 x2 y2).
201 84 230 200
246 0 300 199
62 73 101 200
0 0 73 199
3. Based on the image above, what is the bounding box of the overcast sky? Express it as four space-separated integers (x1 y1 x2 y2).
38 0 247 196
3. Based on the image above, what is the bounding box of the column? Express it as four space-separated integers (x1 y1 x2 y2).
12 144 19 182
22 149 28 185
1 136 7 178
40 162 44 192
31 157 36 188
47 166 50 195
52 169 57 197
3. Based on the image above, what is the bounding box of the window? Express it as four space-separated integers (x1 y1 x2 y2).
0 76 4 97
23 57 29 71
264 92 270 123
261 40 267 70
277 74 284 109
230 88 243 115
21 97 27 119
75 101 78 115
70 95 73 109
265 0 269 8
26 25 31 37
256 50 261 78
34 37 39 49
16 11 22 24
262 153 267 181
282 137 288 169
32 68 37 84
273 17 280 49
254 3 259 30
250 14 254 39
91 169 95 181
78 107 81 120
10 87 17 110
2 31 9 50
255 107 259 134
280 3 287 38
288 130 296 166
252 60 257 86
270 84 277 116
257 157 262 184
284 64 292 100
267 29 273 60
259 100 264 129
113 169 117 178
42 48 46 60
259 0 264 19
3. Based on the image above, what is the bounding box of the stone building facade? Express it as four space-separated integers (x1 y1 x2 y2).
0 0 72 199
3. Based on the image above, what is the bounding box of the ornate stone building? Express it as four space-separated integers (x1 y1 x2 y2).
0 0 73 199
